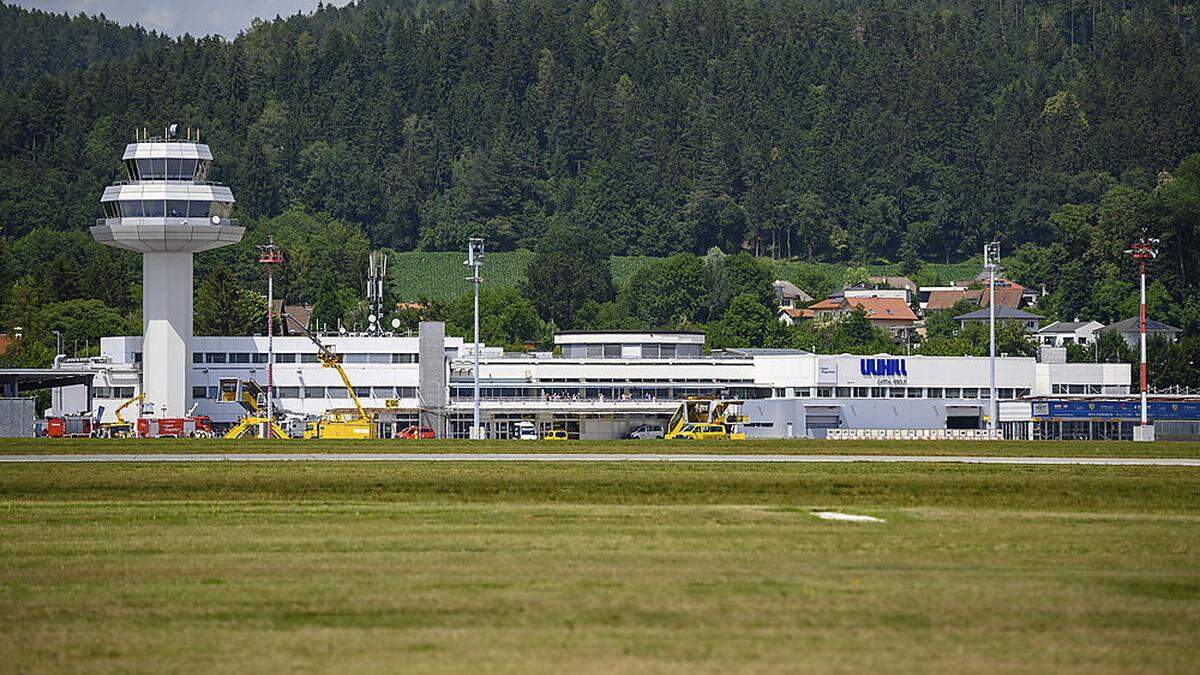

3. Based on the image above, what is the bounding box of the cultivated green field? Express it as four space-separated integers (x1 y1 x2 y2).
388 250 982 301
2 451 1199 673
7 437 1200 457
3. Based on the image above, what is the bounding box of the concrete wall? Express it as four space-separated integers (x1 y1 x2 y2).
0 397 36 438
744 398 984 439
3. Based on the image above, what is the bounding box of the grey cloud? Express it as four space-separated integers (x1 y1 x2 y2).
13 0 332 38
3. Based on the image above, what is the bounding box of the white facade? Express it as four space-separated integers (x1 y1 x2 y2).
54 328 1131 440
1038 321 1104 347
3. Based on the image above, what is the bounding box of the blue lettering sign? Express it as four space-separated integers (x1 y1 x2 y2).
860 358 908 377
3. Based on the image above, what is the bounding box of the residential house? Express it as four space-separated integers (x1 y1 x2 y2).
867 276 918 302
1097 317 1183 349
796 296 919 339
955 306 1044 332
1037 321 1104 347
772 280 813 309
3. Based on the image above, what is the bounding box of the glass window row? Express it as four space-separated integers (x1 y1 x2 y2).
93 386 137 399
126 158 206 181
796 387 1030 400
103 200 233 219
559 343 703 358
193 386 417 400
194 352 418 364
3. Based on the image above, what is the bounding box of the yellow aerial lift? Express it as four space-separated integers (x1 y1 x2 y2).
664 397 748 440
283 313 376 440
221 378 290 439
96 392 144 438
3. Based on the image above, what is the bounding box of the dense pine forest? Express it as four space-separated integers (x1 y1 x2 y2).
1 0 1199 383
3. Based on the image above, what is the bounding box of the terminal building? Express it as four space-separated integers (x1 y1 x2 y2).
48 327 1163 441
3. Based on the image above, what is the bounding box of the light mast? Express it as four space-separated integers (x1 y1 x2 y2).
91 125 244 417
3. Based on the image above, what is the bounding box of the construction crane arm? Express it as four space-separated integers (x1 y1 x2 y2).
282 311 369 422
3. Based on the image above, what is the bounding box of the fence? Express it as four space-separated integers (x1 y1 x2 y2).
825 428 1003 441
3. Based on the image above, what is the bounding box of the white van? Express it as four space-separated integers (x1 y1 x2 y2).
628 424 665 440
513 421 539 440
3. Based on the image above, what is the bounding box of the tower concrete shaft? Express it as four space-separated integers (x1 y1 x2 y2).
142 252 195 417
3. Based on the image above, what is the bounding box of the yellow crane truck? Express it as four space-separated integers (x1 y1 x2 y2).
283 313 376 440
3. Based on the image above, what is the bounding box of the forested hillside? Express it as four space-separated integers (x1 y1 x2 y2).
1 0 1199 381
0 2 171 89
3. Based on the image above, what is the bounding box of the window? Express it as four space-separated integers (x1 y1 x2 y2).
603 344 621 359
661 344 677 358
835 387 852 397
166 200 188 217
188 201 210 218
1067 384 1086 395
392 353 416 363
192 353 203 363
962 388 979 399
205 353 226 363
328 387 349 399
890 387 906 398
113 387 135 399
871 387 887 398
944 388 961 399
998 388 1014 399
1015 388 1030 398
192 386 208 399
354 387 371 397
303 387 325 398
207 387 218 400
369 353 390 364
344 353 369 364
229 353 251 364
853 387 869 398
797 388 811 397
275 353 296 363
143 200 165 217
137 159 154 179
641 345 658 358
679 344 702 357
121 200 144 217
252 354 268 364
300 354 319 363
94 387 111 398
907 388 923 398
133 353 142 363
273 386 299 398
817 387 833 398
372 387 395 399
927 388 943 399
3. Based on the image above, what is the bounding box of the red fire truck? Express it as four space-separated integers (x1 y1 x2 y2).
135 416 214 438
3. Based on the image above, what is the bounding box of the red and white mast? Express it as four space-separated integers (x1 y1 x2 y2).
1128 230 1158 432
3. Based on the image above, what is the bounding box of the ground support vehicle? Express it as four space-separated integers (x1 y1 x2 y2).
399 426 436 439
45 416 96 438
220 378 290 439
663 398 748 440
136 416 214 438
627 424 664 440
542 429 569 441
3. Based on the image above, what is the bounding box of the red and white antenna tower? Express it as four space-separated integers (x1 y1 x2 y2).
257 236 284 439
1127 229 1159 436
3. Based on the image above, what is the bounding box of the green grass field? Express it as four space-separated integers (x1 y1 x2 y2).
387 250 982 301
6 436 1200 457
2 444 1198 672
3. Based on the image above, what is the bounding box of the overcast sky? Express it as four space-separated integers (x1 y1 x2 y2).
13 0 336 38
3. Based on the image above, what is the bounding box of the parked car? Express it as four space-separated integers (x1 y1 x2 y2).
666 423 733 440
399 425 436 439
513 421 539 440
627 424 664 440
542 429 569 441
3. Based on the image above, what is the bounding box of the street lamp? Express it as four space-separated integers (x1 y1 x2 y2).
983 241 1000 434
465 238 485 439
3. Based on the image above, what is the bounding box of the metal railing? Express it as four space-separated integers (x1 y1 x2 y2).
95 217 241 227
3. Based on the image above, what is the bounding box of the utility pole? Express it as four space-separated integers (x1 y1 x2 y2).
257 236 283 439
1127 230 1159 441
465 238 485 439
984 241 1000 435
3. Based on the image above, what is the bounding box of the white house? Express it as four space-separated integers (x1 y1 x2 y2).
1037 321 1104 346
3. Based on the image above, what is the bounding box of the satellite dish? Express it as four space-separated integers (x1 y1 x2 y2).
169 123 178 137
390 318 401 329
211 215 221 225
368 314 377 324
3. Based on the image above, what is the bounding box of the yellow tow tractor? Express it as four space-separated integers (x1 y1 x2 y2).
96 393 144 438
284 313 376 440
664 397 748 440
542 429 569 441
221 378 290 439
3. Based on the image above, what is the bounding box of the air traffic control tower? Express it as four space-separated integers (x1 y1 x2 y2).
91 127 243 417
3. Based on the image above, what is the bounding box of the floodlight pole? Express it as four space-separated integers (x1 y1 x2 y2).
466 238 485 439
257 236 283 439
984 242 1000 433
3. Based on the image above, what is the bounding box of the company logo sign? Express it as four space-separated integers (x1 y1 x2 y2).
859 358 908 377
